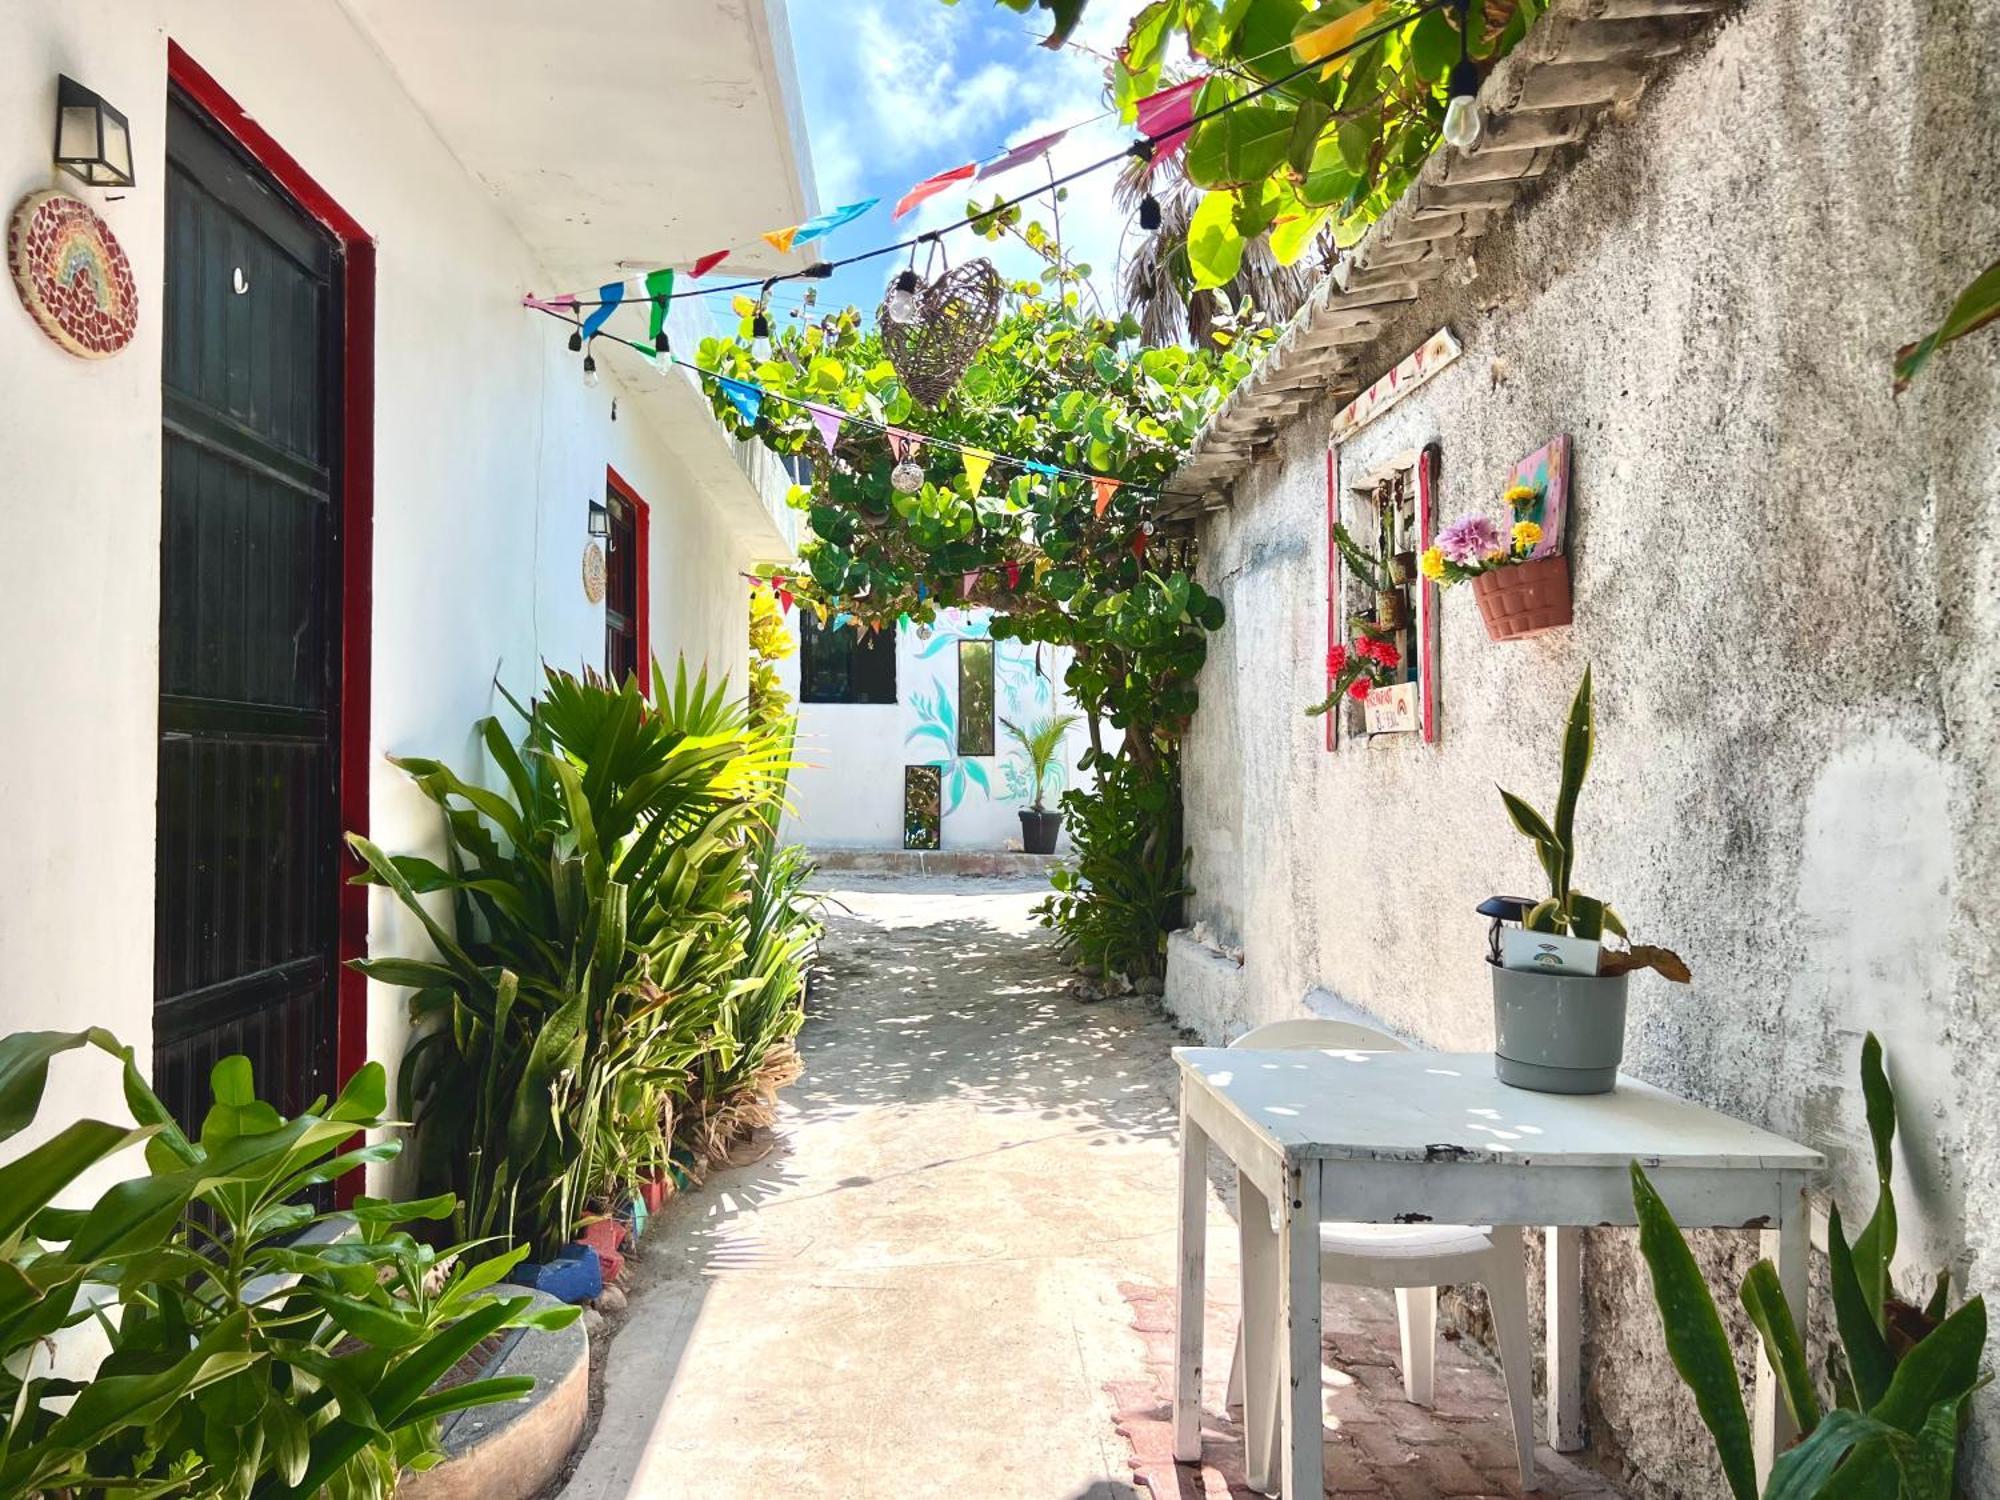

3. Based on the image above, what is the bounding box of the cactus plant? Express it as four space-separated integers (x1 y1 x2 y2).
1497 667 1690 981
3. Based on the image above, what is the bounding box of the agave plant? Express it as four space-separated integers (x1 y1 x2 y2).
1632 1034 1986 1498
349 659 794 1258
1000 710 1082 812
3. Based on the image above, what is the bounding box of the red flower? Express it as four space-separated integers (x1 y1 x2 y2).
1347 677 1373 701
1358 636 1400 667
1326 644 1349 675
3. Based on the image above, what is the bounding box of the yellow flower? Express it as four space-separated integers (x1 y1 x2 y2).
1502 484 1541 509
1511 520 1543 553
1418 546 1446 581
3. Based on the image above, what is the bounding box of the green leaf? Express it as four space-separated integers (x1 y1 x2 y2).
1894 258 2000 392
0 1027 127 1143
1829 1202 1896 1410
1765 1408 1908 1500
1630 1163 1758 1500
1740 1260 1822 1435
1852 1032 1897 1327
1269 205 1330 266
0 1119 158 1248
1186 189 1247 290
1185 102 1299 189
1869 1294 1985 1431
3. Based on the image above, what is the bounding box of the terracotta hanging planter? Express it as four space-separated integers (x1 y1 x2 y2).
1472 554 1572 641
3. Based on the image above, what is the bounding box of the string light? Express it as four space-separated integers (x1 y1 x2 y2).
555 1 1449 311
582 347 599 388
1138 194 1162 231
884 243 923 325
751 280 774 340
1442 0 1483 151
890 458 926 493
567 329 583 352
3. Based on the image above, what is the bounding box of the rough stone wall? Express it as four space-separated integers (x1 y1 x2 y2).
1176 0 2000 1493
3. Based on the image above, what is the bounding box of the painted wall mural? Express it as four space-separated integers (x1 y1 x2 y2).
904 612 1062 815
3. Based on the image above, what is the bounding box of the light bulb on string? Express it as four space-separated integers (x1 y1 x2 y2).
1442 0 1482 153
891 458 925 494
567 330 583 352
1443 59 1483 151
752 280 774 341
582 351 599 389
884 268 921 324
1138 194 1161 231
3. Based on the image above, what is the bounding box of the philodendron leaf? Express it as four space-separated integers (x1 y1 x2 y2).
1764 1408 1908 1500
1630 1163 1758 1500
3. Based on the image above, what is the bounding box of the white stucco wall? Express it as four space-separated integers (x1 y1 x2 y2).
0 4 769 1177
1174 1 2000 1493
776 609 1094 850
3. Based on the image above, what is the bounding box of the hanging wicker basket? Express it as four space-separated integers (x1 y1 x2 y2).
1471 554 1572 641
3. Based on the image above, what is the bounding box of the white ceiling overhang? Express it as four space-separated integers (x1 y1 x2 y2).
339 0 818 291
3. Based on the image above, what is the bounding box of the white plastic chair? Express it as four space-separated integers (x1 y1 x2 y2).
1224 1018 1537 1491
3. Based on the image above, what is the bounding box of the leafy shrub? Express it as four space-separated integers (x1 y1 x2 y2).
350 660 801 1258
1038 750 1188 982
0 1030 566 1498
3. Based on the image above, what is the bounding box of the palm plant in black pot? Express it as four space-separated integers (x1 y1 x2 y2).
1001 710 1081 854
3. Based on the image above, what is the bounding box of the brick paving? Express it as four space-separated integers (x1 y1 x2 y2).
1109 1280 1626 1500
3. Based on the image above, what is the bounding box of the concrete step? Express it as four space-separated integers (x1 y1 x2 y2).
808 848 1060 878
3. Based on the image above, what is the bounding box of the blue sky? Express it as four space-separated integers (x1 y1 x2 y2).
769 0 1154 324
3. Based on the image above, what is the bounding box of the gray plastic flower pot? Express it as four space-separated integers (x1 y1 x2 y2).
1491 962 1629 1094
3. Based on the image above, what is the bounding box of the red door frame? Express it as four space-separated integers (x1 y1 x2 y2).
605 466 652 678
167 44 375 1195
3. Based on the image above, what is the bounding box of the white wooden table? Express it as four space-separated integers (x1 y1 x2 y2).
1172 1048 1823 1499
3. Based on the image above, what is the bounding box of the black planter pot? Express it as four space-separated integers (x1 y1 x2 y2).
1019 807 1064 854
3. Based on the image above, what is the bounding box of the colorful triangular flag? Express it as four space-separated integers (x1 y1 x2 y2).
887 429 913 462
894 162 977 220
1093 476 1122 518
977 130 1068 181
645 269 675 345
690 249 731 278
962 571 979 598
793 199 878 246
715 375 763 426
962 448 993 494
807 404 844 455
580 280 625 339
521 293 578 314
1135 78 1206 160
1004 560 1022 588
762 224 801 255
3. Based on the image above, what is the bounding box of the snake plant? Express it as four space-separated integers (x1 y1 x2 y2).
1632 1034 1985 1499
1498 667 1690 981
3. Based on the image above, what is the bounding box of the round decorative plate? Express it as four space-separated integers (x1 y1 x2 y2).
8 191 139 358
582 542 607 604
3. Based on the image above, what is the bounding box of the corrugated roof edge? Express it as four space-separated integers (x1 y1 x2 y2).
1157 0 1739 519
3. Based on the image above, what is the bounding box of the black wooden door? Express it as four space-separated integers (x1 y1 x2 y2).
604 487 639 684
155 93 343 1132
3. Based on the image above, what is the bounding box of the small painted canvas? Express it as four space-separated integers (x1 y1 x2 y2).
903 764 942 850
1363 681 1420 735
1504 435 1571 559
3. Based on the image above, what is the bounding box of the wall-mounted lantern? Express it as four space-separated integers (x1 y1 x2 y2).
587 499 610 539
54 76 134 189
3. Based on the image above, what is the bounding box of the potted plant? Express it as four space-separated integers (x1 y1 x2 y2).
1304 633 1401 717
1422 483 1570 640
1488 667 1689 1092
1001 710 1081 853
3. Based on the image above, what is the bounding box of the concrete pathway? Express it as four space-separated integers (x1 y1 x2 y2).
560 874 1622 1500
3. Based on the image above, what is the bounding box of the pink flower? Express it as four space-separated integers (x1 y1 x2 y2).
1347 677 1373 701
1358 637 1400 668
1437 514 1504 566
1327 644 1349 675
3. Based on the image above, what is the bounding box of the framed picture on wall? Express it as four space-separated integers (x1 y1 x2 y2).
1504 435 1571 559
